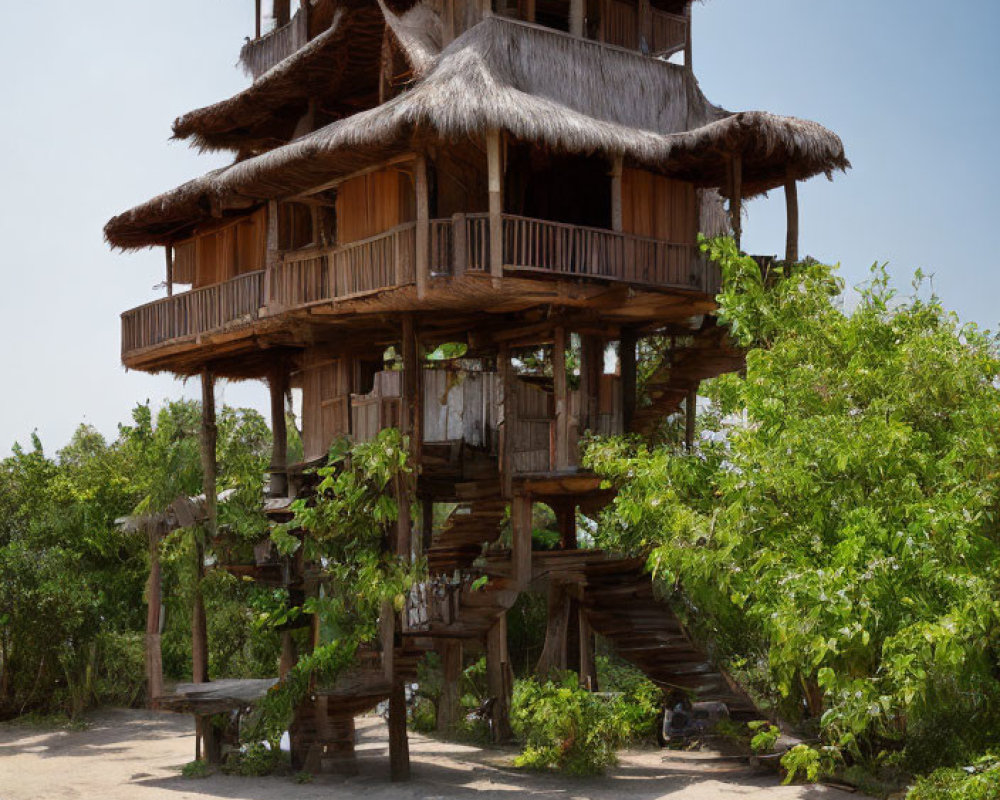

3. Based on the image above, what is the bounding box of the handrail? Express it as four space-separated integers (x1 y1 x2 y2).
239 10 309 79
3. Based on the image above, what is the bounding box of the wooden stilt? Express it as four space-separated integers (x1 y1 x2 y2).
145 523 164 709
620 330 637 431
535 584 570 677
579 612 598 690
398 316 418 560
388 678 410 781
486 613 514 743
193 369 215 687
437 639 463 734
511 492 532 589
269 367 288 497
729 153 743 250
784 172 799 263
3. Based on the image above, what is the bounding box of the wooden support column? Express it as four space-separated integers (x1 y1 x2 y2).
274 0 290 27
398 316 418 560
499 345 515 497
610 156 623 233
557 504 577 550
684 1 693 70
569 0 584 36
535 584 570 677
451 212 467 278
579 613 597 690
165 245 174 297
388 677 410 780
193 369 215 686
620 329 637 431
265 199 280 308
684 385 698 451
415 155 430 299
255 0 262 38
442 0 455 46
486 129 504 285
145 524 164 709
511 492 533 589
279 633 297 678
486 612 514 743
269 367 289 497
729 153 743 250
553 326 570 470
421 497 434 555
436 639 463 734
784 172 799 263
579 336 602 434
638 0 652 52
524 0 536 22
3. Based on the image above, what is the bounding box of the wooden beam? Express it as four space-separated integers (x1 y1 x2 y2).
569 0 584 37
511 492 533 589
415 155 430 299
620 329 637 430
486 612 514 743
388 678 410 780
610 156 623 233
553 326 570 470
729 153 743 250
145 525 163 709
684 1 693 70
436 640 462 734
684 385 698 451
784 173 799 262
269 367 288 496
486 129 504 284
165 245 174 297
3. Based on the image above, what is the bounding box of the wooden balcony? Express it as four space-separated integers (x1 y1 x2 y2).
599 2 689 57
121 216 717 362
239 10 309 80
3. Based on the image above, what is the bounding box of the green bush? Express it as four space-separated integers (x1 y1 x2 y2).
511 673 626 775
222 743 289 776
906 755 1000 800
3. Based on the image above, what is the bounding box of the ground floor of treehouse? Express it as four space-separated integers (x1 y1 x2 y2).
0 708 857 800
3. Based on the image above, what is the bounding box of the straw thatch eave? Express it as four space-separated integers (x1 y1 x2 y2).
171 5 385 155
106 16 847 251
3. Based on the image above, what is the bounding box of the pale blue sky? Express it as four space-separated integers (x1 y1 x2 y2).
0 0 997 452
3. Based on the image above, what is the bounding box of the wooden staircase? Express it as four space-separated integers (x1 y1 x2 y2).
426 478 506 574
579 555 760 721
628 324 745 437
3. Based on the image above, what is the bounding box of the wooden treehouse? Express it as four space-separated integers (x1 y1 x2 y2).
106 0 847 779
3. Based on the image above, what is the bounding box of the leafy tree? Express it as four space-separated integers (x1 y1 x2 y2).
586 239 1000 772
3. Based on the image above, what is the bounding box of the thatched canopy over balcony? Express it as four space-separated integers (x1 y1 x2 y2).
106 16 847 250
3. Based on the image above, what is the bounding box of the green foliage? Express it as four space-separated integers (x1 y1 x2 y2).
246 429 421 744
181 760 212 778
222 742 289 776
511 673 626 775
906 755 1000 800
585 239 1000 775
748 721 781 754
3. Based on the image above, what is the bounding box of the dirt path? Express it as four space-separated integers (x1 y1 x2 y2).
0 709 856 800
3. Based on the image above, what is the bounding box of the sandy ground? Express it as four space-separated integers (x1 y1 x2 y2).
0 709 859 800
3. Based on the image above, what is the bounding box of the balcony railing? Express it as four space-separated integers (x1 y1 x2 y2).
239 10 309 80
121 270 264 356
121 216 717 361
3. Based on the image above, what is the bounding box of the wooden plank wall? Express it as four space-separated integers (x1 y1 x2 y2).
621 169 697 244
173 209 267 288
335 167 414 245
421 369 500 449
301 358 353 461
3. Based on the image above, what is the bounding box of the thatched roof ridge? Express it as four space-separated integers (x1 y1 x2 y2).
379 0 441 78
106 16 848 250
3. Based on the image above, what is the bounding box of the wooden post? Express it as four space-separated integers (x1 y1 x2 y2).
415 155 430 298
274 0 290 27
784 172 799 263
442 0 455 46
524 0 536 22
729 153 743 250
421 497 434 555
638 0 652 53
610 156 623 233
579 613 597 690
553 326 570 470
511 492 533 589
486 129 504 284
534 584 570 676
579 336 602 434
436 640 463 734
165 245 174 297
684 385 698 451
279 633 297 678
255 0 262 38
499 344 515 497
452 213 467 278
145 524 164 709
265 200 280 307
684 0 693 70
388 678 410 780
620 329 637 431
557 504 577 550
398 316 418 560
269 367 289 497
569 0 584 36
486 612 514 743
193 369 216 686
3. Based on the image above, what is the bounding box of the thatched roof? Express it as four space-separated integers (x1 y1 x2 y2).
172 4 385 155
107 15 848 250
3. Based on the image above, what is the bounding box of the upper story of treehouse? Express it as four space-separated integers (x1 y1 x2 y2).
105 0 849 378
